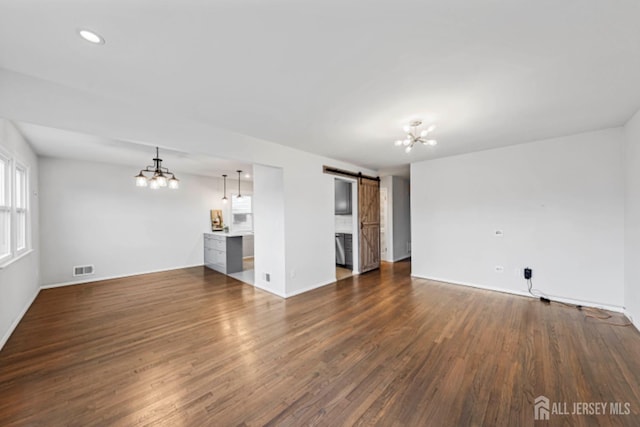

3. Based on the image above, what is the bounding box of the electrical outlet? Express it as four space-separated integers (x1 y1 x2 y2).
265 273 271 282
524 268 532 280
494 230 504 237
495 266 504 273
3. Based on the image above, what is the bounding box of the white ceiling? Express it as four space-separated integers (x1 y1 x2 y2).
16 122 253 180
1 0 640 171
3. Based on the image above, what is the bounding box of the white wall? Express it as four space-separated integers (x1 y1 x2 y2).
253 164 286 297
411 128 625 308
38 157 251 286
0 119 40 348
0 69 374 299
391 176 411 261
624 109 640 327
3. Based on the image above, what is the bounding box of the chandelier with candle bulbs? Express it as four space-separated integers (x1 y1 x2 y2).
394 120 437 153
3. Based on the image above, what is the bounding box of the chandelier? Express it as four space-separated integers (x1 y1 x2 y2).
134 147 180 189
394 120 437 153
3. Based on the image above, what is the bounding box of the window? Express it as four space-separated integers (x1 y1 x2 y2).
0 151 31 266
15 164 27 253
231 195 253 232
0 154 9 261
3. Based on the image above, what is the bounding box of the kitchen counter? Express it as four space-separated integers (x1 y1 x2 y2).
204 233 243 274
204 231 254 238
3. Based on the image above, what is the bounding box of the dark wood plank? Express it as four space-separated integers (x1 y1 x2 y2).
0 261 639 426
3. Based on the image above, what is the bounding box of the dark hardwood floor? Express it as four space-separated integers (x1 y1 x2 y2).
1 260 639 426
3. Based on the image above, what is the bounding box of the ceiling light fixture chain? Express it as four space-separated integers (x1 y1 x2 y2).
222 174 228 203
134 146 180 189
394 120 438 153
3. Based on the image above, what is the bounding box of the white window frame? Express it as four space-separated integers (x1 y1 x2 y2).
0 150 11 264
14 162 29 255
230 194 253 233
0 148 32 269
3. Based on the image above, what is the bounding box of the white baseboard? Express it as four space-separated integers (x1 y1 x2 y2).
0 286 40 351
285 278 336 298
624 310 640 332
252 281 286 298
412 274 625 313
40 264 204 289
392 255 411 262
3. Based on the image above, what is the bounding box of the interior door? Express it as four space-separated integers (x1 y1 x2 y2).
359 176 381 273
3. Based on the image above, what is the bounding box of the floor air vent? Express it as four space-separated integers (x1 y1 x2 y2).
73 265 95 277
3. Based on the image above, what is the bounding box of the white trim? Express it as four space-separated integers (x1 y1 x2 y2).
252 281 287 298
40 263 204 289
14 162 29 255
0 248 33 269
0 286 39 351
411 273 625 313
285 278 336 298
624 310 640 332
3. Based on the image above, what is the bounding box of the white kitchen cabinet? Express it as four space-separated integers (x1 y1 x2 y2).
204 233 243 274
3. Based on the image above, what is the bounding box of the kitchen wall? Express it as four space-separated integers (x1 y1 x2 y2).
0 119 40 349
38 157 251 286
411 128 625 309
334 215 353 233
625 109 640 328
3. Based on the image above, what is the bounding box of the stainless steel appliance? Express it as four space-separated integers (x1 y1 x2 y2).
335 233 353 269
335 233 346 265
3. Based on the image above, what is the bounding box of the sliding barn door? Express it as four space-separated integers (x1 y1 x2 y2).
359 177 381 273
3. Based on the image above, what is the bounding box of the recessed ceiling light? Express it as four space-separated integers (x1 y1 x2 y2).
244 173 251 179
77 29 105 44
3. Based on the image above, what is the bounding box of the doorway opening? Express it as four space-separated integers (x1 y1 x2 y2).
334 177 359 281
225 174 255 285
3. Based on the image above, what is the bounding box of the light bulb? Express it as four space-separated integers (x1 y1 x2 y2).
149 177 160 189
405 145 412 153
426 124 436 133
135 173 148 187
426 139 437 146
157 174 168 187
403 125 411 133
403 138 411 146
420 129 429 137
168 177 179 189
222 197 228 204
394 140 403 146
78 29 105 44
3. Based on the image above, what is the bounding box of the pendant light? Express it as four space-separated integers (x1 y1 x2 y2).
236 170 242 199
222 174 228 203
134 147 179 189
